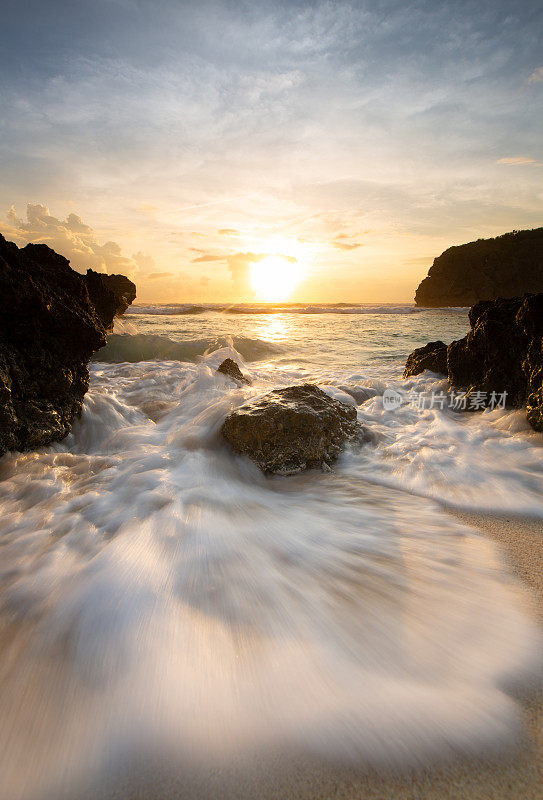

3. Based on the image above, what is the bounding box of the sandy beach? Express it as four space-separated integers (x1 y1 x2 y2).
262 511 543 800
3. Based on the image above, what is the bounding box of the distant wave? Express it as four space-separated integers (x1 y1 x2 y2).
93 333 285 363
127 302 434 316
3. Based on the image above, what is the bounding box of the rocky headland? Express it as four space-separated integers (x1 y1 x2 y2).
0 235 135 455
415 227 543 307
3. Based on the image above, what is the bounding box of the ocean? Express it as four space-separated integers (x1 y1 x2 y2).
1 303 542 799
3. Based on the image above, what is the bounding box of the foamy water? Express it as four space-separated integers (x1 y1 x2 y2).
0 305 542 799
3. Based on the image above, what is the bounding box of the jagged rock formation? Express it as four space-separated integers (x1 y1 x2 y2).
217 358 251 385
0 235 133 455
85 269 136 329
404 294 543 430
415 228 543 307
221 384 370 474
403 341 447 378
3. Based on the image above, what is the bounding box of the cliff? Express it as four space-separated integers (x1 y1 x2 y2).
414 228 543 307
0 236 135 455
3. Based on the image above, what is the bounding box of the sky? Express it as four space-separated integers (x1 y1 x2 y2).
1 0 542 303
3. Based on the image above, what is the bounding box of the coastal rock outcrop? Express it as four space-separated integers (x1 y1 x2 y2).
446 298 528 407
85 269 136 329
404 293 543 430
414 228 543 307
221 384 369 474
217 358 251 385
403 341 447 378
0 235 126 455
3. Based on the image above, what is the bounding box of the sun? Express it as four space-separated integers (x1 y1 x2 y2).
250 256 304 302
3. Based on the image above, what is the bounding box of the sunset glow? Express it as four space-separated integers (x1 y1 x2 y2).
1 1 542 304
250 256 304 301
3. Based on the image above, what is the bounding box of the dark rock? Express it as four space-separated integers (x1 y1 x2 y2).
447 297 527 407
516 294 543 430
0 235 108 455
403 341 447 378
85 269 136 329
414 228 543 307
217 358 251 385
221 384 370 474
403 293 543 430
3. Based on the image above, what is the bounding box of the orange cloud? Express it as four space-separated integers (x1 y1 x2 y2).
496 156 539 166
3 204 138 276
191 254 224 262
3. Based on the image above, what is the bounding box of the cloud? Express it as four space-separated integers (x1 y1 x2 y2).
333 242 362 250
496 156 539 166
132 251 155 272
145 271 175 281
3 204 139 276
528 67 543 83
218 228 240 235
191 254 224 262
332 233 363 250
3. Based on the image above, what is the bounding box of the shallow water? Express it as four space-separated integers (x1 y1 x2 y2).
0 304 542 799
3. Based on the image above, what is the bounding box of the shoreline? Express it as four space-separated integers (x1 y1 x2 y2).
299 510 543 800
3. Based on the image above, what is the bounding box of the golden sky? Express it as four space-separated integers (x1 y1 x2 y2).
1 1 542 303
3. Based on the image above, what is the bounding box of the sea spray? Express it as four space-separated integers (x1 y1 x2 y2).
0 341 541 799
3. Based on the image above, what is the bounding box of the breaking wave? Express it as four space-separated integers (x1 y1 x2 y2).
93 333 286 363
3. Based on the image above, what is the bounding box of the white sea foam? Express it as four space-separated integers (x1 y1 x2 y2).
0 341 541 799
93 333 286 363
344 370 543 515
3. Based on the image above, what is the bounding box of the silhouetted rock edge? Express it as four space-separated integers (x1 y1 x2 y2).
0 235 135 455
414 228 543 307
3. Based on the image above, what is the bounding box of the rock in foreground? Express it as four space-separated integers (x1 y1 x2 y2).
221 384 369 474
403 340 447 378
0 236 110 455
414 228 543 307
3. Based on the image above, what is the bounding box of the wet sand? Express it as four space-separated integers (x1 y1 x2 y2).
95 511 543 800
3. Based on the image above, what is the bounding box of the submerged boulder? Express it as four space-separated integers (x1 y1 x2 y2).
0 235 112 455
403 293 543 430
217 358 251 385
403 341 447 378
221 384 369 474
85 269 136 329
